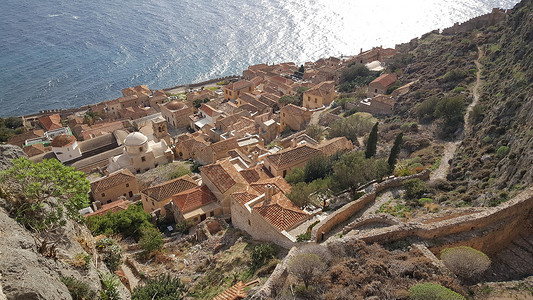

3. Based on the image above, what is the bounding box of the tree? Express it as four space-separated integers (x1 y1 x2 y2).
440 246 491 280
285 167 305 184
332 152 389 192
4 116 23 129
388 132 403 172
365 122 379 158
250 244 278 271
279 95 301 106
288 253 326 289
138 226 164 253
0 158 90 255
132 275 187 300
306 124 324 141
286 182 313 208
304 154 333 182
86 202 152 238
328 113 375 143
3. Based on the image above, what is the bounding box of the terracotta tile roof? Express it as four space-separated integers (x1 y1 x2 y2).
269 75 294 86
172 185 216 214
90 169 137 194
7 129 45 148
227 80 253 91
38 114 62 131
263 144 321 169
370 73 397 87
200 159 246 194
50 134 77 148
317 137 354 156
280 104 308 116
142 175 198 202
86 199 131 217
210 137 239 153
199 104 219 117
239 165 270 184
231 187 261 206
23 143 45 157
250 176 292 194
239 103 259 114
254 193 309 231
304 81 335 97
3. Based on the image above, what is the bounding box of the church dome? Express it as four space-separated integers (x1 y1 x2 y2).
165 100 185 111
50 134 76 148
124 132 148 146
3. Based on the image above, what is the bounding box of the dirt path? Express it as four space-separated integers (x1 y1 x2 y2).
430 46 483 182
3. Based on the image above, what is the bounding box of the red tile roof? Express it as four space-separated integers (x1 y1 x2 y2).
86 199 131 217
38 114 62 131
7 129 45 148
263 144 321 168
199 104 219 117
142 175 198 202
172 185 216 213
280 104 308 116
304 81 335 97
210 137 239 154
50 134 76 148
231 187 261 206
213 281 247 300
226 80 253 91
254 193 309 231
250 176 292 194
91 169 137 194
239 165 270 184
370 73 397 88
200 159 246 194
23 143 45 157
317 137 354 156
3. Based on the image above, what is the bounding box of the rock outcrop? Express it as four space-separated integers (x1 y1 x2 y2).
0 144 26 171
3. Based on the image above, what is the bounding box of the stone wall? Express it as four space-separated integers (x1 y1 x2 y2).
442 8 507 35
333 187 533 255
311 170 430 242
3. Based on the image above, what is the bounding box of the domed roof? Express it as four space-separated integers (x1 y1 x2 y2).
50 134 76 147
165 100 185 111
124 132 148 146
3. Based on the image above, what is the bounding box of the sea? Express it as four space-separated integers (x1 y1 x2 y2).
0 0 520 117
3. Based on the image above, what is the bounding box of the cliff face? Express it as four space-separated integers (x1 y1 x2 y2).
446 0 533 198
0 145 129 300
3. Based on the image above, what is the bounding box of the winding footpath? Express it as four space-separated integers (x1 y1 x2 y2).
430 46 484 182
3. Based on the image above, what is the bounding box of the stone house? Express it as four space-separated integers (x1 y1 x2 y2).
38 114 62 131
7 129 45 148
279 104 312 132
160 100 194 129
224 80 254 101
169 185 223 224
107 131 173 174
355 95 395 116
302 81 336 109
174 132 210 160
23 143 46 157
50 134 82 163
149 90 168 109
367 73 398 98
200 158 249 215
189 104 222 131
90 169 139 204
317 137 355 156
86 199 132 217
186 89 216 102
263 144 322 177
121 85 151 106
346 46 397 65
230 184 310 249
141 174 198 216
196 137 240 165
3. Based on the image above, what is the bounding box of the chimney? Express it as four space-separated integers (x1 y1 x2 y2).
360 48 362 54
291 138 297 148
264 184 273 203
92 200 102 211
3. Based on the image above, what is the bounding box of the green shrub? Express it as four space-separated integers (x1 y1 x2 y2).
99 272 120 300
250 244 278 271
496 146 510 157
138 226 164 254
86 202 152 239
418 198 433 205
482 136 492 143
452 86 465 93
96 238 123 272
60 276 96 300
440 246 491 279
175 220 192 234
409 283 465 300
168 165 192 179
403 178 428 200
441 69 468 83
132 274 187 300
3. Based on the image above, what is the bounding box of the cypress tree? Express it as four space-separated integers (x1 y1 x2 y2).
388 132 404 172
365 122 379 158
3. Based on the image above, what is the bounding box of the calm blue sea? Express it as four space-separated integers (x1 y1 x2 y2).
0 0 520 117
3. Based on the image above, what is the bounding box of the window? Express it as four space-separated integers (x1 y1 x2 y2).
210 211 214 217
129 191 133 197
283 170 287 177
308 96 311 101
315 98 317 103
374 89 378 93
151 200 154 206
101 193 105 197
107 200 112 204
141 156 146 162
126 183 129 187
283 113 285 117
248 220 251 226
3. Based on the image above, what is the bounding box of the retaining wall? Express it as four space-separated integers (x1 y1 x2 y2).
163 75 241 91
311 169 430 242
335 187 533 255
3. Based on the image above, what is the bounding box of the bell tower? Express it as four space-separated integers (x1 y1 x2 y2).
151 117 171 144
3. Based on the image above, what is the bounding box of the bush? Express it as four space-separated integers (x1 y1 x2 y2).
250 244 278 271
288 253 326 288
496 146 510 157
99 272 120 300
169 165 191 179
138 227 164 253
132 274 187 300
441 69 468 83
328 113 375 143
403 178 428 200
415 97 439 123
279 95 301 106
409 283 465 300
440 246 491 279
60 276 96 300
86 202 152 238
96 238 123 272
418 198 433 205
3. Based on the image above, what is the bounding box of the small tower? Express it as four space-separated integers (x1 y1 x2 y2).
151 116 171 144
